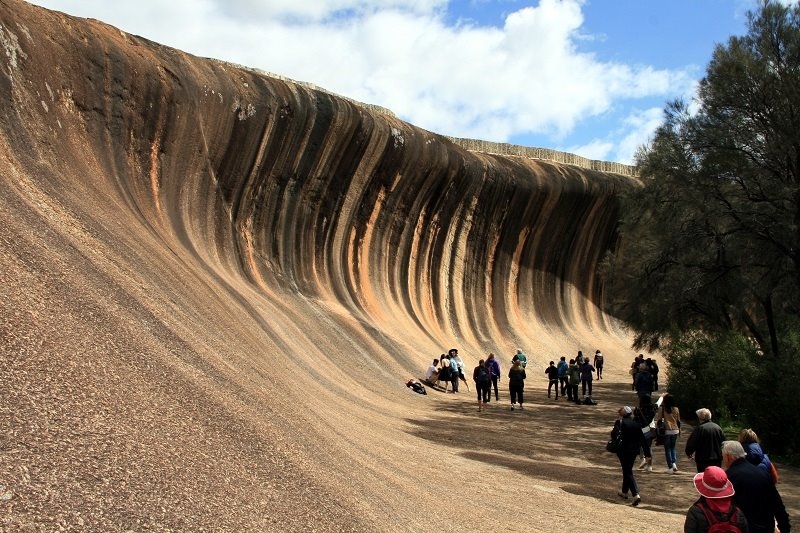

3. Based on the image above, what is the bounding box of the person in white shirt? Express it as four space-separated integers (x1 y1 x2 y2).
448 348 469 391
424 358 440 385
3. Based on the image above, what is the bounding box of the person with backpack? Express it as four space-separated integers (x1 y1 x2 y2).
612 406 644 506
545 361 559 399
556 356 569 396
738 429 778 484
473 359 492 411
447 353 460 394
486 352 501 401
593 350 604 379
511 348 527 369
683 466 749 532
508 359 526 410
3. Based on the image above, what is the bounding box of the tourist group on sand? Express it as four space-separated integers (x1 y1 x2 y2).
423 348 606 411
414 348 791 532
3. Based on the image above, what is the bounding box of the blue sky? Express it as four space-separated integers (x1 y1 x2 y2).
27 0 774 164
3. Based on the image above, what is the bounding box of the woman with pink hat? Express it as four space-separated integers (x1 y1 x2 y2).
683 466 749 532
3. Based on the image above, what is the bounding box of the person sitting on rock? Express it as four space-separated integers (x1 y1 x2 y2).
424 358 440 387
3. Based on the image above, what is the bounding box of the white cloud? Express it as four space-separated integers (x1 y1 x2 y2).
29 0 697 163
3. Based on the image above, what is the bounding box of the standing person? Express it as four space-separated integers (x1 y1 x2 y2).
647 357 660 391
567 359 581 404
656 393 682 473
686 408 725 473
449 348 470 392
611 406 644 506
447 353 460 393
545 361 559 399
738 429 778 483
593 350 604 379
722 440 790 533
557 356 569 396
473 359 492 412
579 357 595 400
634 394 657 472
630 354 644 391
508 359 526 410
512 348 528 369
683 466 748 533
485 352 501 402
438 354 452 393
634 363 653 400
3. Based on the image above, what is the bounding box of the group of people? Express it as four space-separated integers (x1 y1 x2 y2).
420 347 789 531
610 398 790 532
547 350 603 404
629 353 660 397
424 348 607 411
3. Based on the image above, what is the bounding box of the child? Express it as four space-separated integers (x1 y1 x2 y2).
545 361 559 399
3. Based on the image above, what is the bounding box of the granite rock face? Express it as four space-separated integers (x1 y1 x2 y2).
0 1 656 530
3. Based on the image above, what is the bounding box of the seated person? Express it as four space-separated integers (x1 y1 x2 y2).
424 358 440 385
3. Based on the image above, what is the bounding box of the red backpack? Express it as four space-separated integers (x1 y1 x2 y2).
698 501 742 533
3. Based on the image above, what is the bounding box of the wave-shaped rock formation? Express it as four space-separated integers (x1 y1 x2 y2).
1 1 698 531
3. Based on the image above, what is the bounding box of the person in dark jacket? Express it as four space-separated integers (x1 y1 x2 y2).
685 408 725 473
567 359 580 403
545 361 559 399
722 440 790 533
557 356 569 396
508 359 526 410
634 394 657 472
579 357 595 399
486 352 501 401
634 362 653 399
684 466 749 533
611 406 645 506
473 359 492 411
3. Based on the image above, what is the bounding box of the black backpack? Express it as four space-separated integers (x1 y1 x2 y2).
476 366 490 384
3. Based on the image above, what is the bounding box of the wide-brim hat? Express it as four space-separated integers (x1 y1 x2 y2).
693 466 735 499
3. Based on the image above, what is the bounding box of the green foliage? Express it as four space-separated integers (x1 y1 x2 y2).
662 331 760 423
605 1 800 459
743 320 800 456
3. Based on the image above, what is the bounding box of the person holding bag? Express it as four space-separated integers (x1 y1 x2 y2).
655 393 681 473
635 395 657 472
612 406 645 506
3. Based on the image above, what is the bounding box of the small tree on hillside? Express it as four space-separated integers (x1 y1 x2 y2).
606 1 800 360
